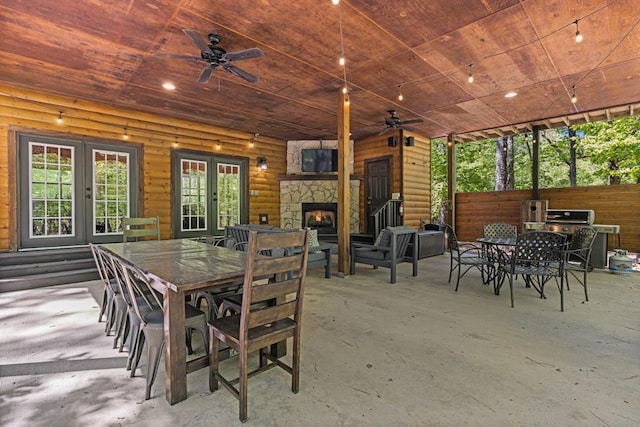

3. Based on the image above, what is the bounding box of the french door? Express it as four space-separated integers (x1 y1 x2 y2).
172 151 248 239
17 133 139 249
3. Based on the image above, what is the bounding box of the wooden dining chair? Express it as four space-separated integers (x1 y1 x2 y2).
208 229 310 422
122 216 160 242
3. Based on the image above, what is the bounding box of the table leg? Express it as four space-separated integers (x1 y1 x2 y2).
164 290 187 405
323 247 332 278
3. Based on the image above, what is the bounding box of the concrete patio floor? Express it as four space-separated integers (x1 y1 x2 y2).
1 253 638 426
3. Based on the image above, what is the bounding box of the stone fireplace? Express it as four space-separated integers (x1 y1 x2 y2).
302 203 337 235
280 139 359 234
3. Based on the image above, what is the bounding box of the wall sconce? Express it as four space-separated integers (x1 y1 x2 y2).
257 157 268 171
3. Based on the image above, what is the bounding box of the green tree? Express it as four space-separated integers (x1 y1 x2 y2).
573 116 640 184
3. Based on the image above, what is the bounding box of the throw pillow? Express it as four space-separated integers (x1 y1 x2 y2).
374 227 391 247
308 229 321 253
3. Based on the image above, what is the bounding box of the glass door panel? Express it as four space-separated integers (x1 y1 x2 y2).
18 133 139 249
172 151 247 239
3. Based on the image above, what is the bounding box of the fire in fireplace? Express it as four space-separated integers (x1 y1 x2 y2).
302 203 337 235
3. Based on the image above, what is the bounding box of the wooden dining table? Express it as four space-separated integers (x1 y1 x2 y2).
100 239 250 405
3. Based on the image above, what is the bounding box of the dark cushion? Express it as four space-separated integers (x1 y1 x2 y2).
374 228 392 247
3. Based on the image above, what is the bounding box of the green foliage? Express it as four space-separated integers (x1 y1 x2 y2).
573 116 640 184
430 115 640 220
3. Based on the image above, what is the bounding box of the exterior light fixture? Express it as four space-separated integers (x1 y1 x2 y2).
504 91 518 98
574 20 583 43
257 157 268 171
57 111 63 124
571 86 578 103
123 127 129 140
397 85 403 101
162 82 176 90
467 64 474 83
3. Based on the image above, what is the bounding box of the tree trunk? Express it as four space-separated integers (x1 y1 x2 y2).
495 136 514 190
496 137 507 190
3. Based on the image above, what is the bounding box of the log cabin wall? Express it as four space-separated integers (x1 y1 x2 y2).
401 133 431 229
0 85 286 252
455 185 640 253
353 133 403 234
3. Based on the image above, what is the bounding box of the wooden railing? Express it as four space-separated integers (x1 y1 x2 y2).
371 199 404 239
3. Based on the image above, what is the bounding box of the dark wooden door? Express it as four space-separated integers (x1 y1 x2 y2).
365 157 391 234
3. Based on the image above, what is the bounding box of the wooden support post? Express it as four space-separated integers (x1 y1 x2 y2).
446 134 456 228
532 125 541 200
337 89 351 275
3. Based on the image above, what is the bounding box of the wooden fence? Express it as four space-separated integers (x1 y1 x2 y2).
455 184 639 253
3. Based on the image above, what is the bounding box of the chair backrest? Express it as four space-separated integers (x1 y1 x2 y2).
514 231 567 266
90 244 115 287
239 229 310 340
566 226 598 266
112 256 162 322
444 224 460 253
483 223 518 239
122 216 160 242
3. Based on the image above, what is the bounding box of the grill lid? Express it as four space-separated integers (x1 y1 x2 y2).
545 209 595 224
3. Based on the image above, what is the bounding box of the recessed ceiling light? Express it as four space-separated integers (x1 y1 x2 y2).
504 91 518 98
162 82 176 90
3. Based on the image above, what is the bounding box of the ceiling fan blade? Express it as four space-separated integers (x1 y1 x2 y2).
378 127 391 135
223 64 259 83
182 29 213 54
223 48 264 62
154 53 203 63
197 64 216 83
402 118 424 125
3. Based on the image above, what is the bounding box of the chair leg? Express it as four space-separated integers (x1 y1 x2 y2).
390 264 396 284
448 258 454 282
145 333 165 400
560 277 564 312
98 287 108 322
583 271 589 301
130 332 146 377
208 330 219 392
292 334 300 394
239 349 248 422
509 274 514 308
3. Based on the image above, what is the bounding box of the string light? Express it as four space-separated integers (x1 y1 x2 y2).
467 64 474 83
216 142 222 150
571 86 578 103
123 127 129 140
397 85 403 101
174 136 178 146
57 111 63 124
574 19 583 43
335 0 349 103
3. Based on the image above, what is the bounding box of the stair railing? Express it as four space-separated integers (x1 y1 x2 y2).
371 199 403 240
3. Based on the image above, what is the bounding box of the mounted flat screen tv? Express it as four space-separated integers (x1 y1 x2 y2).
301 148 338 172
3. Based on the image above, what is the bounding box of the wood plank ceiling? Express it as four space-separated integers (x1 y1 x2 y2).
1 0 639 142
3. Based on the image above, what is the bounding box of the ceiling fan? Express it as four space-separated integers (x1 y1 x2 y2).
378 110 424 135
155 29 264 84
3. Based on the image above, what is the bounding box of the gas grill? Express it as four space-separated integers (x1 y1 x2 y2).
544 209 595 233
524 208 621 269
